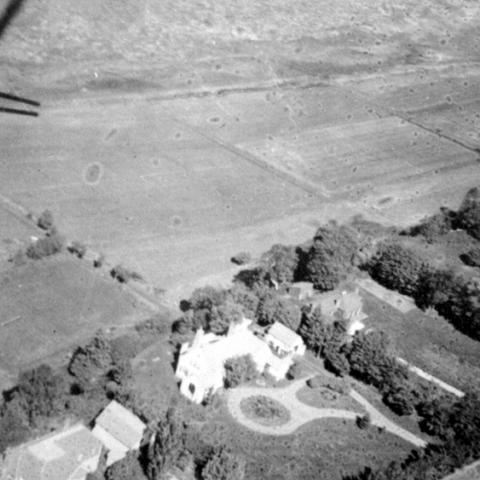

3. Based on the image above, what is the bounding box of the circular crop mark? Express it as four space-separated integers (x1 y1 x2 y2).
84 162 104 185
172 216 183 227
240 395 290 427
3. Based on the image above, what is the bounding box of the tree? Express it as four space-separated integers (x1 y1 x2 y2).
13 364 66 425
457 187 480 240
407 208 454 243
229 283 260 319
231 251 251 265
37 209 54 230
68 331 113 385
224 355 258 388
382 381 416 416
306 223 359 291
0 403 30 453
26 232 64 259
256 294 301 330
298 307 331 356
208 301 243 334
347 331 408 391
105 451 145 480
324 346 350 377
369 242 425 296
260 244 298 285
356 413 371 429
68 240 87 259
189 286 227 312
460 247 480 267
202 447 245 480
147 408 187 480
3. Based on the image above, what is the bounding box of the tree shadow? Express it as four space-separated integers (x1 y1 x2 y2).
0 0 26 40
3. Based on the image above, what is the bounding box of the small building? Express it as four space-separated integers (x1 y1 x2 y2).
313 288 367 335
264 321 306 357
287 282 314 301
1 424 102 480
175 318 305 403
92 400 146 467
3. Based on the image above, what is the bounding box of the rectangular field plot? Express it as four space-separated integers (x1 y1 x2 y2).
408 99 480 150
237 116 478 199
0 255 147 372
164 85 383 145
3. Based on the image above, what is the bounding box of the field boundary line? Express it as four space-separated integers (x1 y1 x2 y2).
167 115 330 201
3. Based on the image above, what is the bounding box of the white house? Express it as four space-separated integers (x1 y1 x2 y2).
1 424 102 480
264 321 306 357
92 400 146 466
175 318 305 403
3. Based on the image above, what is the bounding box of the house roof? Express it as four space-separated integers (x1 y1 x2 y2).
94 400 146 450
3 424 102 480
267 322 302 349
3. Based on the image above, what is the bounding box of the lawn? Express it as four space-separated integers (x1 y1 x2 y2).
186 398 412 480
360 288 480 392
0 253 150 377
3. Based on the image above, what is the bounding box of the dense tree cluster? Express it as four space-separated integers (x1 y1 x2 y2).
26 230 65 259
406 208 454 243
305 223 360 291
368 242 426 296
224 355 258 388
461 246 480 267
256 293 302 330
147 408 187 480
259 244 299 286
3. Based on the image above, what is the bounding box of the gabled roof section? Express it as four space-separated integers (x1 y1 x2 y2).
95 400 146 450
3 424 102 480
267 322 302 348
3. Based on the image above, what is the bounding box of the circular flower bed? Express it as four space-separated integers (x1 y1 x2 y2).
240 395 291 426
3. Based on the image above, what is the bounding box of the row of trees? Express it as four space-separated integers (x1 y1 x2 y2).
367 241 480 340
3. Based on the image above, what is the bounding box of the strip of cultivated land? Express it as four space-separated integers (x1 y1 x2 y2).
1 75 479 296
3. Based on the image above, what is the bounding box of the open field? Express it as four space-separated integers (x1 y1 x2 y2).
0 254 150 386
1 71 480 302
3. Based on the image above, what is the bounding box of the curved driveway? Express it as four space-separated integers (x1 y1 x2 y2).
227 378 427 448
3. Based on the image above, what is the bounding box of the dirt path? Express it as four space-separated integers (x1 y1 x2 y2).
227 378 427 448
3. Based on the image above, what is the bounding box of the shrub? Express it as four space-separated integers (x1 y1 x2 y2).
224 355 258 388
25 232 64 259
110 264 143 283
231 251 252 265
93 253 105 268
307 375 324 389
68 240 87 259
407 208 454 242
286 361 305 380
460 247 480 267
202 447 245 480
37 209 54 230
356 413 371 429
